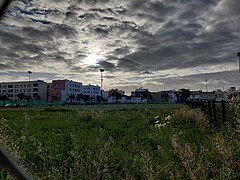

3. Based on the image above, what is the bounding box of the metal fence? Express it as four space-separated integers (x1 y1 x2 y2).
188 99 236 128
0 100 66 107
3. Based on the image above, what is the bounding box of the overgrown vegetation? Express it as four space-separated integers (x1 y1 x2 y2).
0 104 240 179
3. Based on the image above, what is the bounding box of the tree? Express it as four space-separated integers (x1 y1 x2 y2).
51 96 59 101
0 94 9 101
68 94 75 104
112 91 122 103
76 93 84 103
51 96 59 106
17 93 26 101
89 97 95 103
25 95 32 101
83 95 90 102
0 94 9 107
34 95 41 101
141 92 153 102
179 88 190 103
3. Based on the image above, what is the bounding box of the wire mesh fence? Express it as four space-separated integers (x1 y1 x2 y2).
0 100 66 107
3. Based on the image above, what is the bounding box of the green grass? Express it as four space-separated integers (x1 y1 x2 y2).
0 104 240 179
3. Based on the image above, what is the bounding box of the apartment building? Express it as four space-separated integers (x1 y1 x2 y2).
0 80 47 101
50 80 82 102
82 84 101 103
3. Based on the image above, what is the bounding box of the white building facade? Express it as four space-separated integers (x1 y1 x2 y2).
0 80 48 101
82 84 101 103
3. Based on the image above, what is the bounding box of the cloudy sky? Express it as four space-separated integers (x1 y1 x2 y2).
0 0 239 94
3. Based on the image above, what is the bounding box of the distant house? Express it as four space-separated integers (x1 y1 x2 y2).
131 96 144 104
107 95 132 104
151 92 161 103
200 92 216 101
168 90 177 103
190 91 216 101
159 91 169 103
214 89 228 102
121 95 132 103
189 91 201 100
131 87 149 97
149 91 178 104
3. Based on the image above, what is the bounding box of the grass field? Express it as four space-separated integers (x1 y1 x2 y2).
1 104 240 179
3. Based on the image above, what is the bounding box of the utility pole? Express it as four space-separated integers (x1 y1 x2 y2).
205 78 208 92
27 71 32 105
100 69 104 103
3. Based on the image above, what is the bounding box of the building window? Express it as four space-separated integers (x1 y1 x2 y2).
33 83 38 87
33 88 38 92
14 85 19 88
2 85 7 89
8 85 13 88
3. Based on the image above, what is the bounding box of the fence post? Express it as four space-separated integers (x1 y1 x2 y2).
208 101 213 124
191 100 194 109
196 100 199 108
212 99 217 127
221 100 226 125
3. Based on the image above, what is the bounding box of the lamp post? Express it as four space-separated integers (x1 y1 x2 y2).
27 71 32 103
237 52 240 73
205 78 208 92
100 69 104 103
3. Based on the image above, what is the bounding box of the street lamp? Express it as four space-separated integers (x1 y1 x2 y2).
100 69 104 103
205 78 208 92
237 52 240 73
27 71 32 102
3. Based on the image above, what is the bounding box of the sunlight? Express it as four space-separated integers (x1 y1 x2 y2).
84 53 101 66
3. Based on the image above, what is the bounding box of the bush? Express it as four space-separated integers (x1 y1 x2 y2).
172 106 207 129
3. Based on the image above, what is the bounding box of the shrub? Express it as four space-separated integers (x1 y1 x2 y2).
172 106 207 129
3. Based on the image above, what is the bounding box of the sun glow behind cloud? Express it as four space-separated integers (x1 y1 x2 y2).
83 53 102 66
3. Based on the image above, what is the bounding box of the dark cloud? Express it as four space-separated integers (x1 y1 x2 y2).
142 71 153 75
98 60 115 70
0 0 239 93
